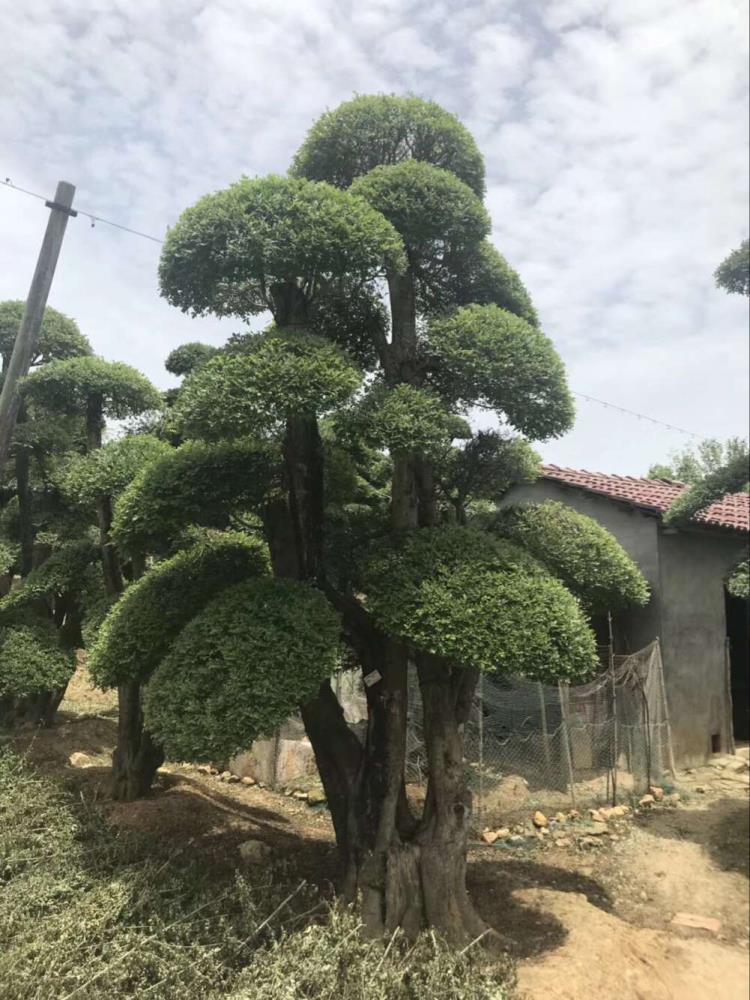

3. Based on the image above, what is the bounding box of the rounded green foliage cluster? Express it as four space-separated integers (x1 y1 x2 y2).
425 304 575 440
57 435 171 507
89 533 269 688
0 621 75 699
0 540 100 616
436 241 538 326
164 341 219 377
495 502 650 612
158 175 405 319
112 440 277 554
22 356 163 419
145 578 341 761
291 94 486 197
727 558 749 599
350 161 489 269
337 384 469 459
174 330 361 439
364 527 597 681
0 300 91 367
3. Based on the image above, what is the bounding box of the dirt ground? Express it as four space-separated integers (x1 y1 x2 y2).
9 668 750 1000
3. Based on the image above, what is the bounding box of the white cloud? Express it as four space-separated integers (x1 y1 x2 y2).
0 0 747 473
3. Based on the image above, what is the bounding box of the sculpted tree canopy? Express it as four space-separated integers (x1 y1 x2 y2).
0 308 102 730
164 341 219 377
57 435 170 508
291 94 486 197
335 384 470 461
424 304 575 439
145 578 341 762
438 240 539 325
494 501 650 613
91 94 649 945
435 431 540 524
158 174 405 323
89 533 269 689
0 300 91 373
112 440 277 556
363 527 598 678
22 356 162 423
174 330 362 440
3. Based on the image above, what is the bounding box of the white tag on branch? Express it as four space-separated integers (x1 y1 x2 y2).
363 670 382 688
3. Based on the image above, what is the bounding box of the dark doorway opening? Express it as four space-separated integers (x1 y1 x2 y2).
726 592 750 743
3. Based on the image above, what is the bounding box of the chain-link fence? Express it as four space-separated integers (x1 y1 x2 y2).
405 639 675 826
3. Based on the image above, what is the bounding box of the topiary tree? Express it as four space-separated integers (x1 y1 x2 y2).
0 303 92 579
53 432 174 797
94 96 649 944
23 357 163 593
23 358 165 790
0 307 95 727
164 341 219 377
0 300 91 375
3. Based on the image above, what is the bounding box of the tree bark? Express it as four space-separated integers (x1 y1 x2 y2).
414 654 488 944
261 277 488 944
111 679 165 801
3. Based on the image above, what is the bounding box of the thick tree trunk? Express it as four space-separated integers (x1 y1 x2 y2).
283 415 325 580
111 679 165 801
265 278 487 944
414 654 488 944
300 678 366 898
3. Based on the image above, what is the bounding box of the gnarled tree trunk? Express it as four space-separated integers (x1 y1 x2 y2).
266 278 489 944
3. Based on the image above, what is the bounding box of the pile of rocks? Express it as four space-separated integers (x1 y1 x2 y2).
479 786 681 851
194 764 327 806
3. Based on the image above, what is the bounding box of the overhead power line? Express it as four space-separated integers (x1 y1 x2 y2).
2 177 164 243
1 176 711 440
571 392 702 439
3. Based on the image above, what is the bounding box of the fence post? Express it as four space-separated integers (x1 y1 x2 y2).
558 681 576 808
655 640 677 778
537 682 551 769
608 612 618 805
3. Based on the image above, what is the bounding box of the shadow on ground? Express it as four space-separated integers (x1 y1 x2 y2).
468 855 614 958
634 800 750 877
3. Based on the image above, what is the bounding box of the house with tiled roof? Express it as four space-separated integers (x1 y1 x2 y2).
502 466 749 764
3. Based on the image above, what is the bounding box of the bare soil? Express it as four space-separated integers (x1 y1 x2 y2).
9 668 750 1000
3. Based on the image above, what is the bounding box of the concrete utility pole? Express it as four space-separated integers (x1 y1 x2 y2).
0 180 77 476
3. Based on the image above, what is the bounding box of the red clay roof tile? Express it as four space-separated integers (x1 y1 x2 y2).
540 465 749 533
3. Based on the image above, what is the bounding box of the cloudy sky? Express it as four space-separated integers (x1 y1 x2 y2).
2 0 748 474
